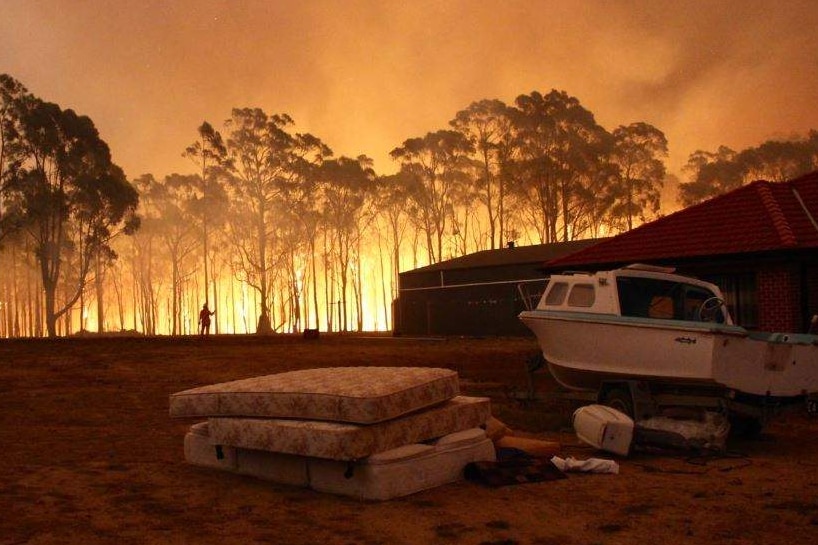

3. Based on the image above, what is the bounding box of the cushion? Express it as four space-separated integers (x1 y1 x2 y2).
208 395 491 461
169 367 459 424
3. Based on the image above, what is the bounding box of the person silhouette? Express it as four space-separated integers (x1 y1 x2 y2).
198 303 215 336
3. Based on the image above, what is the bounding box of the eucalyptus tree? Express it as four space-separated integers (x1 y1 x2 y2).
509 90 607 243
139 174 202 334
129 174 165 334
284 196 322 331
610 122 667 230
566 159 619 238
679 131 818 206
4 96 138 336
275 201 308 332
678 146 743 207
0 74 29 245
223 108 330 333
738 136 818 183
375 171 413 301
183 122 228 313
279 131 332 333
318 155 377 331
450 99 515 250
390 130 474 264
447 159 483 256
0 75 28 336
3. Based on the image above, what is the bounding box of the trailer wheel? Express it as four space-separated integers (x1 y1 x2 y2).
602 388 634 418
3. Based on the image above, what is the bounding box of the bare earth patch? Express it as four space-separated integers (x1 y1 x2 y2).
1 334 817 544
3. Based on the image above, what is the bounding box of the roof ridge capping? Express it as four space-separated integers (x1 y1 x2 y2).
754 181 798 247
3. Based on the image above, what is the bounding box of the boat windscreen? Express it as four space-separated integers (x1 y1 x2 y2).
617 277 723 322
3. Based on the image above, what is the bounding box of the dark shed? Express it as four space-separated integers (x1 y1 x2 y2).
395 239 604 336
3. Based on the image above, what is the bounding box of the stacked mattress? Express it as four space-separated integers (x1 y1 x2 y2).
170 367 496 500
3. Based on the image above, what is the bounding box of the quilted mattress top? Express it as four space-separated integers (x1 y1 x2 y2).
169 366 459 424
207 395 491 460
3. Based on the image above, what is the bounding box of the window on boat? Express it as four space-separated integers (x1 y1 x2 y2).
618 277 673 318
617 277 722 322
567 284 595 307
545 282 569 306
682 286 725 323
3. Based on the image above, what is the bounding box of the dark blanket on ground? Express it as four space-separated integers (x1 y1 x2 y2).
464 447 566 487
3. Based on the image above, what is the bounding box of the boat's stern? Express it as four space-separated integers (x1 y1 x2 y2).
713 331 818 399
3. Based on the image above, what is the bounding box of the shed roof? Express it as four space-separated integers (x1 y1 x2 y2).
544 170 818 271
405 238 605 275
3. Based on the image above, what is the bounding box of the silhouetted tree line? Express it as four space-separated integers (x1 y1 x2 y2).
679 133 818 206
2 72 817 336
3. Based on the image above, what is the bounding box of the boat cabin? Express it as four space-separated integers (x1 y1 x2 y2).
538 264 734 325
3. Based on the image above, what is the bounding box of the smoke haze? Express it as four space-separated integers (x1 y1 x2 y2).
3 0 817 191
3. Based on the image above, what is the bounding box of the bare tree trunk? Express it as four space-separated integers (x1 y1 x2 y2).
95 251 105 333
339 237 348 332
210 253 219 334
323 234 333 333
112 263 125 331
412 230 420 269
27 260 34 337
44 279 58 337
131 246 138 332
355 236 363 331
1 267 7 338
378 232 389 330
310 237 320 331
229 273 237 334
256 213 272 334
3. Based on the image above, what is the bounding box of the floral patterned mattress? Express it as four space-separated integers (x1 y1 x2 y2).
207 395 491 461
184 422 496 500
169 367 459 424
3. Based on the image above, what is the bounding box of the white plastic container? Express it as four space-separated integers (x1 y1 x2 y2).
572 404 634 456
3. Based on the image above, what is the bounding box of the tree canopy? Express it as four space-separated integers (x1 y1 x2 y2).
680 132 818 206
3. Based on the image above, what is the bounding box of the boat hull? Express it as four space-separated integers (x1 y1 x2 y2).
520 310 818 399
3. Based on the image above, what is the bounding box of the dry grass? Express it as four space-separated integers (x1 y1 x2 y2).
1 334 818 544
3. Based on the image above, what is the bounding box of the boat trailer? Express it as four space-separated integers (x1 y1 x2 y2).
518 352 815 437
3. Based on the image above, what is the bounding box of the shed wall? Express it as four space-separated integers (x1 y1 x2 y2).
396 279 546 336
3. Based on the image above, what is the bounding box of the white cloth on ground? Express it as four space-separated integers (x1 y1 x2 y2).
550 456 619 474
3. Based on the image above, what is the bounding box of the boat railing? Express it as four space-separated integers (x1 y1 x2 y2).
517 282 542 311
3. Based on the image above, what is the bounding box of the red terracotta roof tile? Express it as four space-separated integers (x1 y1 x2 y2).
545 170 818 269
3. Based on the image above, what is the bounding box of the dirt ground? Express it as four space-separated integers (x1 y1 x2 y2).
2 334 818 545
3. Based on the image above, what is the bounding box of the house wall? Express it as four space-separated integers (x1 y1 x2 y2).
757 264 802 332
805 265 818 332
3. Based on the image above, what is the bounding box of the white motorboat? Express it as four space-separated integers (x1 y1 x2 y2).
518 264 818 410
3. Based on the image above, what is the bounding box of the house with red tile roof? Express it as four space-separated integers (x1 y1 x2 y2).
543 170 818 333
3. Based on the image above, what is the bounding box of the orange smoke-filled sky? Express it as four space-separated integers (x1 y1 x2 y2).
3 0 818 196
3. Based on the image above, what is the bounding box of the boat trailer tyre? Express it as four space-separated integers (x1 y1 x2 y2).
601 388 635 419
